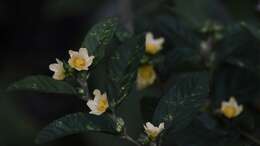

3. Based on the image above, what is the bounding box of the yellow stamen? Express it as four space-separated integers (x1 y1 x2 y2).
139 65 155 80
97 97 108 112
73 57 86 69
146 43 158 55
222 105 237 119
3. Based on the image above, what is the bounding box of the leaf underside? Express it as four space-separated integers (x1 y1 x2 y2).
35 112 118 144
8 75 77 95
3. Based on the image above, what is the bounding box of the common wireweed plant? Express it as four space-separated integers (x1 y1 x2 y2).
8 0 260 145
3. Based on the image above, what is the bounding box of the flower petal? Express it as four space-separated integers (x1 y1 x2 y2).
146 122 155 130
79 48 89 57
159 122 165 130
89 110 103 116
49 64 58 71
146 32 154 42
87 100 96 111
69 50 78 57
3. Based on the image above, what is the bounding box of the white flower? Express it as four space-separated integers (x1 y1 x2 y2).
144 122 165 141
68 48 95 71
145 32 165 55
220 97 243 119
49 59 65 80
137 64 157 90
87 89 109 116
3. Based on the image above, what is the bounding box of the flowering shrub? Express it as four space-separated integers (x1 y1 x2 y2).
7 1 260 146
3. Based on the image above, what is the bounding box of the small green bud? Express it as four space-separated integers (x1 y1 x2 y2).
115 118 125 133
78 88 85 95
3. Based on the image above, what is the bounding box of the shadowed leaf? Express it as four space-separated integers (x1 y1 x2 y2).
81 18 119 66
107 35 144 107
153 72 209 132
35 113 120 144
8 75 77 95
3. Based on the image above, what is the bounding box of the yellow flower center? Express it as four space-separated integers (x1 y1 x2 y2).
139 65 155 80
146 43 159 55
222 105 237 119
97 97 108 112
148 131 159 141
73 57 86 69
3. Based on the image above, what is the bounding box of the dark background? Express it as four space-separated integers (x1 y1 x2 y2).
0 0 142 146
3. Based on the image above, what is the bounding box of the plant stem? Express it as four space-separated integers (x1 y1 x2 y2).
150 141 157 146
121 128 141 146
123 135 142 146
77 77 89 101
158 133 164 146
238 129 260 145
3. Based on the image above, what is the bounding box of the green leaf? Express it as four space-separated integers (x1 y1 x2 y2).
241 22 260 41
115 24 133 42
155 15 201 48
214 24 259 65
8 75 77 95
35 112 121 144
153 72 209 132
171 116 243 146
107 35 144 107
81 18 119 66
163 47 206 73
212 64 260 107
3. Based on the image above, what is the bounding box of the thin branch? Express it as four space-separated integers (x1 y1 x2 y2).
122 135 142 146
121 128 142 146
150 141 157 146
238 129 260 145
158 133 164 146
77 77 90 101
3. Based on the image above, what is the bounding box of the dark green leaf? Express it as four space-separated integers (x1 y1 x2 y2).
233 111 255 132
35 112 120 144
214 24 260 67
81 18 119 66
155 15 201 48
170 116 243 146
153 72 209 132
8 75 77 95
212 64 260 106
115 24 133 42
107 35 144 107
241 23 260 41
163 47 205 73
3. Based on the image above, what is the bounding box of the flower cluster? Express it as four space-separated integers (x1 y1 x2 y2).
49 48 110 116
47 32 245 145
48 44 166 142
49 48 95 80
136 32 165 90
